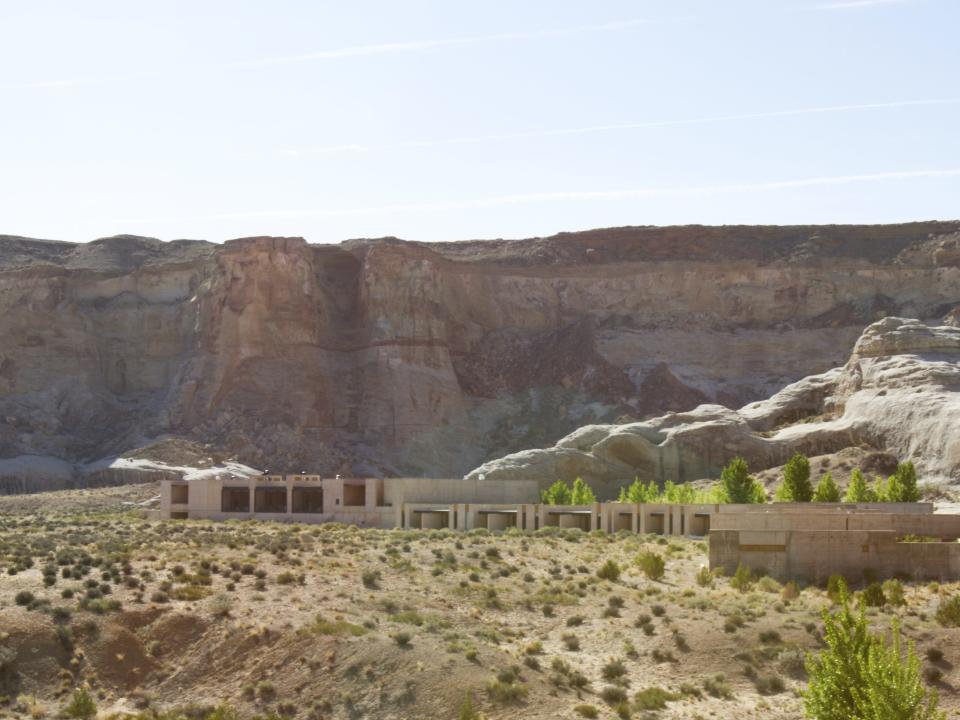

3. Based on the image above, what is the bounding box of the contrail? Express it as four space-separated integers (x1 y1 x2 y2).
283 98 960 156
222 18 651 68
136 168 960 223
0 18 653 91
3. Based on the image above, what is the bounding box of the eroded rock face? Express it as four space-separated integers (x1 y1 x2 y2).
2 223 960 486
468 317 960 492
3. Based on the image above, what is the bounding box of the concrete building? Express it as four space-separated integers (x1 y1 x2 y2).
159 475 960 581
709 504 960 581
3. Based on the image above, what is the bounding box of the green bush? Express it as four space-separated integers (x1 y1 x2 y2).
633 687 680 710
636 551 665 581
596 559 621 582
14 590 34 606
827 574 848 604
883 579 906 606
804 593 943 720
861 582 886 608
730 562 753 593
935 595 960 628
65 687 97 720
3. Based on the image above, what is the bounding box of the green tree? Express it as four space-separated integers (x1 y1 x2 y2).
813 472 841 502
885 461 921 503
618 477 659 503
720 457 764 504
804 592 943 720
541 479 571 505
570 477 597 505
844 468 874 503
777 453 812 502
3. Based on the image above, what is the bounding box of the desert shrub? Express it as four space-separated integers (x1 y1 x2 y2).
758 576 782 593
256 681 276 701
804 594 943 720
730 562 753 592
573 704 599 718
883 579 905 606
826 574 848 604
926 647 944 663
14 590 34 606
562 633 580 651
696 566 714 587
458 692 480 720
923 666 943 684
753 672 786 695
150 591 169 604
703 674 733 699
393 631 412 647
596 559 621 582
601 658 627 681
486 668 528 704
651 603 665 617
861 582 886 608
636 551 665 581
566 614 585 627
361 569 382 589
778 647 807 676
759 629 782 644
64 688 96 720
311 615 367 637
935 595 960 627
633 686 679 710
600 685 627 704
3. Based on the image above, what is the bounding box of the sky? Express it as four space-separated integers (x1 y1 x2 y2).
0 0 957 244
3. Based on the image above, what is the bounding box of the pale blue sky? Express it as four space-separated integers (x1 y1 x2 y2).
1 0 957 243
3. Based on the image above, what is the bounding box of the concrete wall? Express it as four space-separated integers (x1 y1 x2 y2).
710 509 960 581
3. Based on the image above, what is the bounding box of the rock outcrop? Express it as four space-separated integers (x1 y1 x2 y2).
2 223 960 487
467 317 960 495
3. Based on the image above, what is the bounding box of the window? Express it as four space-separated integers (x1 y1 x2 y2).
291 487 323 513
254 487 287 513
221 487 250 512
171 484 189 504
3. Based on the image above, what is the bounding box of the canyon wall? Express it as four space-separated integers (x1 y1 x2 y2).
1 222 959 484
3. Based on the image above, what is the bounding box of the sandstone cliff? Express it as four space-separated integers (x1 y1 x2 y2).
467 317 960 496
1 223 960 488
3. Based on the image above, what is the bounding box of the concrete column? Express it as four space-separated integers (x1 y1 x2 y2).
249 481 256 518
286 479 293 518
394 503 404 529
639 504 647 534
631 505 639 533
458 504 469 531
403 505 414 529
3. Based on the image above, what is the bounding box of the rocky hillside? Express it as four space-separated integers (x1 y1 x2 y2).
468 317 960 496
2 223 960 486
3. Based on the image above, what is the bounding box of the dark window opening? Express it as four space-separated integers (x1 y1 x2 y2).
221 487 250 513
255 487 287 513
292 487 324 513
171 484 189 504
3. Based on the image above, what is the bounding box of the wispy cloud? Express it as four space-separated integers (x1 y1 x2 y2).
282 98 960 156
132 168 960 223
817 0 911 9
0 18 652 91
222 19 651 69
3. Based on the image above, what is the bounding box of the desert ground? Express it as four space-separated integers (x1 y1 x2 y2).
1 484 958 720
